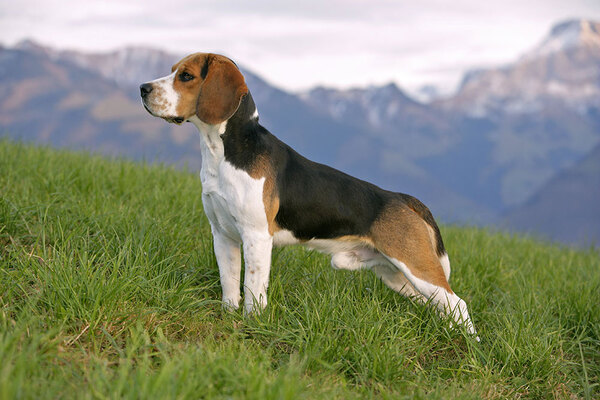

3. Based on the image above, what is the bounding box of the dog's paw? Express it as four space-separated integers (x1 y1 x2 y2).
222 297 240 312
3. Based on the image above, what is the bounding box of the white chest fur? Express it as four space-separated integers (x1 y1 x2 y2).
189 116 269 241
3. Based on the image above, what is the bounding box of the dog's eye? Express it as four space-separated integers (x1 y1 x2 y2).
179 72 194 82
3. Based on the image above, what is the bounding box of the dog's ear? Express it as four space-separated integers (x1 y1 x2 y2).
196 55 248 125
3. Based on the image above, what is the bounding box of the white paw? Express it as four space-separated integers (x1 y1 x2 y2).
222 297 240 311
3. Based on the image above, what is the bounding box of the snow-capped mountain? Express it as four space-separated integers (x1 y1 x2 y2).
14 40 179 92
301 83 456 159
62 47 178 91
414 84 444 103
442 19 600 118
527 19 600 59
303 83 423 129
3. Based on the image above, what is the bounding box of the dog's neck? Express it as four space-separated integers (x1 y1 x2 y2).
189 116 227 162
189 92 261 181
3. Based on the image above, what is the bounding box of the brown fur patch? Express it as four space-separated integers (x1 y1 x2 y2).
403 196 446 257
424 223 439 257
248 154 280 236
171 53 207 119
196 55 248 124
369 201 452 292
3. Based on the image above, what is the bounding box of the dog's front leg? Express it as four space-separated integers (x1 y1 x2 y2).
242 233 273 314
212 229 242 309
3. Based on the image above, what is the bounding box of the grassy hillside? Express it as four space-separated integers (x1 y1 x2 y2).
0 140 598 399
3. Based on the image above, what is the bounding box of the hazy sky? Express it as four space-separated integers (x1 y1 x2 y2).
1 0 599 95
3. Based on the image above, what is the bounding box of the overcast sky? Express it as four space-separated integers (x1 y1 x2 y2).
1 0 599 95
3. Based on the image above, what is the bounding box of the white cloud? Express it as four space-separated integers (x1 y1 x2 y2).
1 0 599 94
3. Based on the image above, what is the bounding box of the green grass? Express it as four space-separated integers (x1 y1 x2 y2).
0 139 598 399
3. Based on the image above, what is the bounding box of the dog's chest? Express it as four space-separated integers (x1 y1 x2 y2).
199 135 268 240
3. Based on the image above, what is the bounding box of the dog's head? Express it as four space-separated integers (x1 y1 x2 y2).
140 53 248 125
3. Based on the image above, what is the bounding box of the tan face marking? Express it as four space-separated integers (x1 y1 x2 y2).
171 54 207 120
141 53 248 126
247 154 280 235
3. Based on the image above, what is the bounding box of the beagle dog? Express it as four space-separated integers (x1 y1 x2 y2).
140 53 478 338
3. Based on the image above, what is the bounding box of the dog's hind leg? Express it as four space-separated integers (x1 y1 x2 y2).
370 202 478 339
381 255 477 338
371 264 426 302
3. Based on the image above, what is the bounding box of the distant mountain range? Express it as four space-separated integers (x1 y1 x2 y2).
1 19 599 245
503 143 600 246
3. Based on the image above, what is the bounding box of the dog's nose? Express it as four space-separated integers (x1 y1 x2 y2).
140 83 153 98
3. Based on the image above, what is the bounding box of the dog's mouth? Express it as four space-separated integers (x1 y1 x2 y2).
165 116 186 125
142 102 185 125
142 102 154 116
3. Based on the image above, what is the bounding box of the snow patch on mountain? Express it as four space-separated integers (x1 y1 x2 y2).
526 19 600 59
442 19 600 118
61 47 180 89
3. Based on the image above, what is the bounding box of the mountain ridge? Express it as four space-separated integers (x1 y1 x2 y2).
503 142 600 245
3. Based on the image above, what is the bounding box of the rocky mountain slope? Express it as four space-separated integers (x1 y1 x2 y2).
504 143 600 245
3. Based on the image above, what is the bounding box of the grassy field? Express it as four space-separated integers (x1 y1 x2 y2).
0 139 598 399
